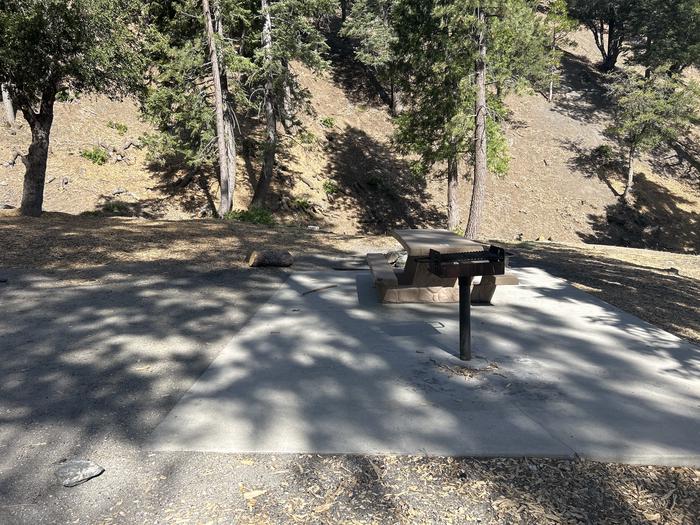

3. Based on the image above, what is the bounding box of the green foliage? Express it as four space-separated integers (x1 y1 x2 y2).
627 0 700 73
224 207 275 225
567 0 632 69
568 0 700 73
592 144 615 162
55 90 78 103
140 0 255 172
341 0 398 102
298 130 316 145
606 70 700 157
107 120 128 135
394 0 547 175
542 0 578 94
322 180 339 195
80 146 109 165
254 0 333 121
319 116 336 128
291 197 311 211
0 0 144 102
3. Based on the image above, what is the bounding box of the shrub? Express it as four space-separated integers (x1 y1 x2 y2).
80 146 108 165
107 120 128 135
292 198 311 211
224 207 275 225
298 130 316 145
322 180 339 195
320 116 336 128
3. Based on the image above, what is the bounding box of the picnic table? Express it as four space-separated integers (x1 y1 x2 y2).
367 229 518 304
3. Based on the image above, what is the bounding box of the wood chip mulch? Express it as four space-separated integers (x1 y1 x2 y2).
211 455 699 524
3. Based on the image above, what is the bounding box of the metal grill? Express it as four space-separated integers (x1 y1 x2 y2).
423 246 510 361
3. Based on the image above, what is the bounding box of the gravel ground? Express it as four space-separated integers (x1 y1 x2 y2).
1 215 698 523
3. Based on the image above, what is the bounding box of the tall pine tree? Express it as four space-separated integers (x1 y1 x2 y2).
394 0 550 237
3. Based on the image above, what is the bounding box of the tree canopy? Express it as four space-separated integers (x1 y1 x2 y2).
0 0 144 215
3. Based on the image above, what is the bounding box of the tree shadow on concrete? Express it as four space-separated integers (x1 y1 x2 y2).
144 268 699 521
580 173 700 254
552 51 612 124
502 240 700 346
1 214 699 522
324 125 445 233
0 214 368 521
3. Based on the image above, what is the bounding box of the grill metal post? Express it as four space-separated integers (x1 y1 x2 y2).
423 246 509 361
459 275 473 361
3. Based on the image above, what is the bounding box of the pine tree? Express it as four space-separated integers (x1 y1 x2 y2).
394 0 549 237
341 0 399 113
628 0 700 76
567 0 632 71
0 0 144 216
606 70 699 200
249 0 332 207
141 0 253 216
542 0 577 102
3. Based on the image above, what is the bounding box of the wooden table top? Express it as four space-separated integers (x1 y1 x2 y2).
391 229 485 257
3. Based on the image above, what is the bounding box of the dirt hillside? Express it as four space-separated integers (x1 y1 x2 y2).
1 28 698 252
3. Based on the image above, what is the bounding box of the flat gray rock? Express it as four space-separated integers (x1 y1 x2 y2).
55 459 104 487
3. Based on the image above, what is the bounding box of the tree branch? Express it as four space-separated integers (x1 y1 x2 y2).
2 149 28 168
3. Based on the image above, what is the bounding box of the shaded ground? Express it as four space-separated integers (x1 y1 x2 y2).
502 240 700 346
150 269 700 464
1 216 699 523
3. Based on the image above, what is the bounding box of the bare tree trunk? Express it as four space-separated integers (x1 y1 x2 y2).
622 147 635 200
251 0 277 208
19 92 55 216
202 0 230 217
2 84 15 127
466 10 488 240
548 34 555 103
389 76 397 115
280 60 295 134
214 0 237 212
447 154 459 230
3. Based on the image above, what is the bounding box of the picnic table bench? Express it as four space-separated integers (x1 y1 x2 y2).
367 229 518 304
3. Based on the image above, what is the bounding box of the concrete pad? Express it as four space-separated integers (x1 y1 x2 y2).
148 268 700 465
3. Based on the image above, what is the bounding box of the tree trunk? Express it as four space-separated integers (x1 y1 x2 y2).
548 35 555 103
280 60 295 134
251 0 277 208
20 95 55 217
202 0 230 217
466 11 488 240
589 19 621 72
447 154 459 231
389 76 397 115
2 84 15 127
622 147 635 200
214 0 237 213
341 0 348 21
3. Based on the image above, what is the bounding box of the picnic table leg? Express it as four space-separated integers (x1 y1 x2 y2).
459 275 473 361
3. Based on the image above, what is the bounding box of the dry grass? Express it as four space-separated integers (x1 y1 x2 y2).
0 213 392 282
